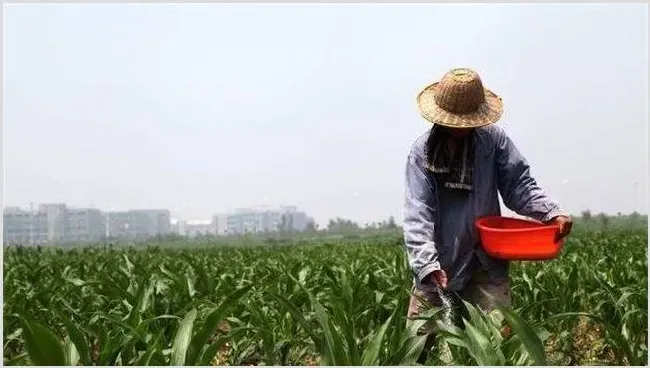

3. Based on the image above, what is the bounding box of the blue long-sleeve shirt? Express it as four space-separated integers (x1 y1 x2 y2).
403 125 566 291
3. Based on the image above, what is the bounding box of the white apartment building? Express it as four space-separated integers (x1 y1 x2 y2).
39 203 67 243
212 214 229 235
185 221 215 237
131 209 171 235
3 208 34 245
170 220 183 235
65 208 106 243
170 219 218 237
3 204 106 245
217 206 310 235
107 209 171 240
4 203 310 243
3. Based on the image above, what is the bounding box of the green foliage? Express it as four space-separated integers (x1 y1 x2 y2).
574 212 647 232
3 229 647 366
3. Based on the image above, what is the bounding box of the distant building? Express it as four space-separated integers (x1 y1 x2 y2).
3 207 23 215
39 203 67 243
3 204 106 245
213 214 228 235
170 220 183 235
240 210 259 234
177 220 188 235
4 202 313 243
226 212 244 235
291 211 308 231
3 208 33 245
258 211 280 233
107 209 171 240
130 209 171 235
218 205 310 235
170 219 216 238
185 221 214 237
107 211 137 239
65 208 106 243
31 212 50 244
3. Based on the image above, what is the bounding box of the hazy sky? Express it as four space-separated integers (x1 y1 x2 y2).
5 3 648 225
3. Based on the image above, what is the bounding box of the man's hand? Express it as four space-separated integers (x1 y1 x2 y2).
548 215 573 243
427 269 448 289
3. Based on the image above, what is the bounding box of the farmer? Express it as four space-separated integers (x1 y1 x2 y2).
403 68 573 363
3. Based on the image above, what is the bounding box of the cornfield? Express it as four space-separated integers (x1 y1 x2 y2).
3 229 647 366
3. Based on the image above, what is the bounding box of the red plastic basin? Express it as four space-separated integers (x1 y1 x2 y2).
475 216 563 261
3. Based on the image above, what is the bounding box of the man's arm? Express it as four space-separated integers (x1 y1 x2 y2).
403 152 443 284
495 127 568 222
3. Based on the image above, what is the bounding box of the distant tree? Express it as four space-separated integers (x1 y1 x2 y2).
279 215 287 233
597 212 610 229
265 237 279 246
279 214 294 233
387 216 397 229
580 210 592 221
629 211 642 227
305 218 318 232
326 217 360 233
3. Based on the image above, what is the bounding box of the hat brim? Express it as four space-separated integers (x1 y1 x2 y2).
416 82 504 128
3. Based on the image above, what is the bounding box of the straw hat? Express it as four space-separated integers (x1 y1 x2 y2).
416 68 503 128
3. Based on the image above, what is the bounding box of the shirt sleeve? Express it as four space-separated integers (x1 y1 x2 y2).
495 128 567 222
403 152 442 283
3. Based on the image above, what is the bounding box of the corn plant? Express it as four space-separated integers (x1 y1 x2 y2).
3 229 647 366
